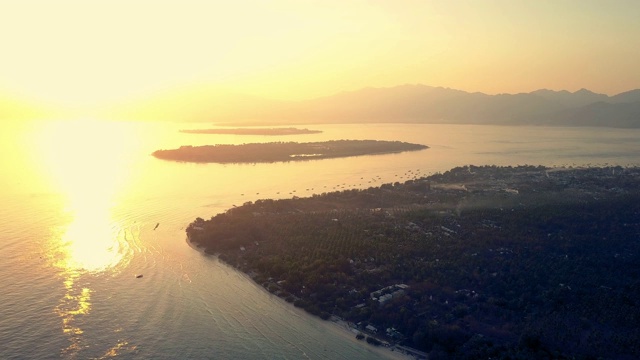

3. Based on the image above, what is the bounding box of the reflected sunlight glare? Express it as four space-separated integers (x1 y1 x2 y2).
58 211 127 272
55 272 90 355
33 119 139 273
32 120 141 357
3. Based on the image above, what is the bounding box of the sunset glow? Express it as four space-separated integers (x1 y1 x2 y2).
34 120 136 272
1 0 639 119
2 2 640 358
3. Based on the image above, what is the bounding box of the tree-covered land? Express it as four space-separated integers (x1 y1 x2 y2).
180 127 322 135
187 166 640 359
153 140 427 163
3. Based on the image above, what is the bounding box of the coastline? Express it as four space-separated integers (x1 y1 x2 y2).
183 165 640 359
185 236 420 360
320 316 419 360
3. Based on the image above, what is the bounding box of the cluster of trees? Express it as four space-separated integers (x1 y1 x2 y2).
187 165 640 359
152 140 428 163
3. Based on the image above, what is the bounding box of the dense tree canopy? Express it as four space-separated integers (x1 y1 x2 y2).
153 140 428 163
188 166 640 359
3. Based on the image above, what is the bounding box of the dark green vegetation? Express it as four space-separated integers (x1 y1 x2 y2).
188 166 640 359
180 127 322 135
153 140 427 163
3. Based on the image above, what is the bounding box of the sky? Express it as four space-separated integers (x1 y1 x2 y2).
1 0 639 110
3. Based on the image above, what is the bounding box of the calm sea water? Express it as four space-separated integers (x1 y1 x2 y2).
1 121 638 359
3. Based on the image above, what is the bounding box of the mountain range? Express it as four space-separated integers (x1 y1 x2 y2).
4 84 640 127
201 84 640 128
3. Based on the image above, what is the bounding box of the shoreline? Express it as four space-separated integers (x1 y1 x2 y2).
186 236 420 360
320 316 419 360
183 165 640 359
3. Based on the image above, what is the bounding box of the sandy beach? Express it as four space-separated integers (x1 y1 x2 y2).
318 316 419 360
191 243 423 359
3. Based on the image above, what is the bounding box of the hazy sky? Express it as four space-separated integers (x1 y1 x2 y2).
1 0 639 107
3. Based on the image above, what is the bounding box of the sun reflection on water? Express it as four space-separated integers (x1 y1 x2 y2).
33 119 141 274
56 211 127 273
32 119 141 356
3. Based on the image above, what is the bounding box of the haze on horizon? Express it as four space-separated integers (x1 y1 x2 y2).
1 0 639 120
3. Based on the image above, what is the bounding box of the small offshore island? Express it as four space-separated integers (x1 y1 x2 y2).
187 166 640 359
180 127 322 135
153 140 428 163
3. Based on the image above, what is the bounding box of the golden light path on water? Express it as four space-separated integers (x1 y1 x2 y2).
32 119 140 357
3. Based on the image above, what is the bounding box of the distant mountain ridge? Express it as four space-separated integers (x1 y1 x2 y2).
265 84 640 128
107 84 640 128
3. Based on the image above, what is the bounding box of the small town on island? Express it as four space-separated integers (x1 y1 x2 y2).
187 165 640 359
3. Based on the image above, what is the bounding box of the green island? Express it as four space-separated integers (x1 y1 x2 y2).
153 140 428 163
187 165 640 359
180 127 322 135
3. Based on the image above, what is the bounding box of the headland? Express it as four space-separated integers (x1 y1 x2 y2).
187 165 640 359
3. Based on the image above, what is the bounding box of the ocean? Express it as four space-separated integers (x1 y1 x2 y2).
1 120 638 359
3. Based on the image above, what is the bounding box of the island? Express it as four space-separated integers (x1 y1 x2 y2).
153 140 428 163
180 127 322 135
187 165 640 359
